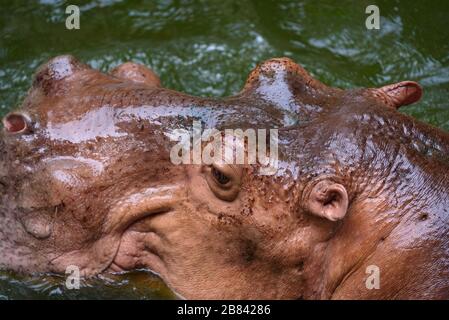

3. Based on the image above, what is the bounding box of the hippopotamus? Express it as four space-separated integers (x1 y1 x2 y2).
0 55 448 299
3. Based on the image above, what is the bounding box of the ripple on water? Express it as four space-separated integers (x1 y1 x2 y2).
0 270 176 300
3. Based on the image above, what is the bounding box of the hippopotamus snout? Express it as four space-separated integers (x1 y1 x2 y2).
32 55 161 97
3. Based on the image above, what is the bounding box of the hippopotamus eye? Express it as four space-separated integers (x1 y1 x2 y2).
204 164 242 201
2 112 31 134
212 167 231 185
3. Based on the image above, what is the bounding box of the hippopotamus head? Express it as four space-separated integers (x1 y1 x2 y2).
1 55 448 299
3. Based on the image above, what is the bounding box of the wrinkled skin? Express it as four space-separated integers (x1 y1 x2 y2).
0 55 448 299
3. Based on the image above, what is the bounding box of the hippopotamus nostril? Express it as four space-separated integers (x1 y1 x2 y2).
110 62 161 87
32 55 89 95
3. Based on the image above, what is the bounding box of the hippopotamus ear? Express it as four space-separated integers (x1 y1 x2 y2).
240 58 341 116
242 57 330 93
302 180 349 222
370 81 423 109
2 112 32 134
110 62 161 87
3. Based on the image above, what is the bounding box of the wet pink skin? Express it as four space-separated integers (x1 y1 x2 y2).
0 55 448 299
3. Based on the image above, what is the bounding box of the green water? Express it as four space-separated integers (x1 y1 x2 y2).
0 270 176 300
0 0 448 299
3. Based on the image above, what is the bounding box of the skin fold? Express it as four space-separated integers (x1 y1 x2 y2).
0 55 448 299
